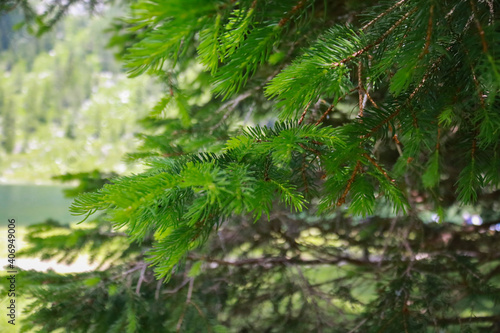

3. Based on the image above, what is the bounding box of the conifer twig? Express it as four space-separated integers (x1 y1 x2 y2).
298 101 312 125
337 161 362 206
332 8 416 68
358 61 364 118
393 134 403 156
315 87 357 125
419 4 434 59
361 0 407 31
469 0 489 54
278 0 309 27
365 50 447 138
362 153 393 182
363 87 379 109
298 142 321 156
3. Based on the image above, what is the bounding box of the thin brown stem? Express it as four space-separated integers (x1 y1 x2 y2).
337 161 362 206
362 153 393 182
361 0 407 31
278 0 308 27
419 4 434 59
315 87 357 125
298 142 321 156
469 0 489 53
332 8 416 68
298 101 312 125
358 61 364 118
365 51 446 138
363 87 379 109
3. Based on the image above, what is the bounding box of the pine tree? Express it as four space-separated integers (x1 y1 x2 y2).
3 0 500 332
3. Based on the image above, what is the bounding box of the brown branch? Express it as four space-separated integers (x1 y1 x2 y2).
362 153 393 182
278 0 308 27
363 87 379 109
469 0 489 53
470 66 486 109
358 61 364 118
315 103 335 125
332 8 416 68
364 51 447 138
298 142 321 156
298 100 312 125
361 0 408 31
419 4 434 59
315 87 357 125
393 134 403 156
409 105 418 129
337 161 362 206
472 135 477 158
435 126 441 150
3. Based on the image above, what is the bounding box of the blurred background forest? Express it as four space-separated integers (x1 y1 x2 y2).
0 6 160 183
0 5 161 329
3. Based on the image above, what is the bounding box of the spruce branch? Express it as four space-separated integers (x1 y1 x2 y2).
362 153 393 183
358 61 364 118
298 100 312 125
418 4 434 59
331 8 417 68
277 0 309 28
363 86 379 109
361 0 408 31
365 51 447 138
337 160 362 206
315 87 357 125
469 0 489 54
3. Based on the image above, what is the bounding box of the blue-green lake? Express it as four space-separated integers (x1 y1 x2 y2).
0 184 77 226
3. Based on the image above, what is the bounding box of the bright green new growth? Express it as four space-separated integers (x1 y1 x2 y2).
72 0 499 282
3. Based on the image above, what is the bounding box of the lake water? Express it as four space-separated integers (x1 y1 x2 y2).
0 184 77 226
